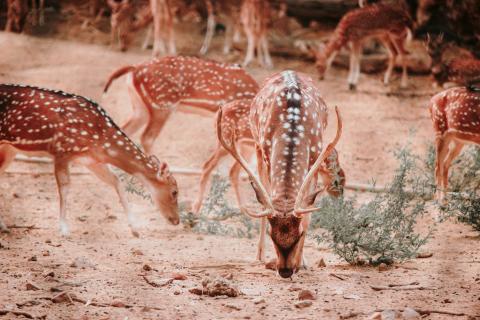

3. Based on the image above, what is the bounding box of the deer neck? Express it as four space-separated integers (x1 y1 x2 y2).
324 35 344 60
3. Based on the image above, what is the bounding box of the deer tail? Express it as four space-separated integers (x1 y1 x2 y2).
103 65 136 93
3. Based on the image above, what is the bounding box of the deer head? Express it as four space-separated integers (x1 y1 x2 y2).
218 71 343 277
139 155 179 225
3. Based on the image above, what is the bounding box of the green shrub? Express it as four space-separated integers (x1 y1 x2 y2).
311 147 431 265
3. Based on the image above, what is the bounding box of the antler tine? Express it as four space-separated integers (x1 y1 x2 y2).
293 106 343 216
216 108 274 214
240 207 272 218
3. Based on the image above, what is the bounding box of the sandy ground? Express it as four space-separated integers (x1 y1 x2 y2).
0 16 479 320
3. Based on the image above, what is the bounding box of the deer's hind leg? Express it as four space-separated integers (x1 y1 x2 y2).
122 74 150 137
0 146 16 232
441 140 464 196
434 135 450 201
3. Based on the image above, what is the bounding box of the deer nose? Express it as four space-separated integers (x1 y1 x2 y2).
278 268 294 278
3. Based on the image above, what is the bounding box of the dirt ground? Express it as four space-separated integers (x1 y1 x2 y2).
0 13 479 320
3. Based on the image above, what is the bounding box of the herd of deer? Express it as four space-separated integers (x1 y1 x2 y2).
1 1 480 277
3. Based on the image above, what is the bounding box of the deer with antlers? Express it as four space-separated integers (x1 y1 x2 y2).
0 84 179 236
426 34 480 88
429 85 480 201
311 3 413 90
240 0 273 68
103 56 259 154
217 71 343 277
192 97 345 215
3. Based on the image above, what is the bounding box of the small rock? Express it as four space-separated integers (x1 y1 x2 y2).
224 303 242 311
288 286 302 292
174 290 181 295
42 250 50 257
132 249 144 256
45 239 52 244
28 256 37 262
52 292 74 303
253 297 265 304
77 215 88 222
13 193 20 198
343 294 361 300
222 273 233 280
26 282 40 291
442 298 452 303
379 310 397 320
44 271 55 278
111 301 127 308
317 258 326 268
294 301 312 309
378 263 388 272
171 273 187 280
416 252 433 259
402 307 421 319
265 259 276 270
298 289 317 301
189 287 203 295
69 257 95 269
143 264 152 271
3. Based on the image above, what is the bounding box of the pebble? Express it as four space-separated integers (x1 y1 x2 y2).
294 301 313 309
298 289 317 301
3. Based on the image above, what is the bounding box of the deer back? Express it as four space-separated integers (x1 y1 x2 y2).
250 71 328 213
132 56 259 110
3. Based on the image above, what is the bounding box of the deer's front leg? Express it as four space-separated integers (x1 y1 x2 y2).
140 110 171 154
87 162 139 237
54 159 71 236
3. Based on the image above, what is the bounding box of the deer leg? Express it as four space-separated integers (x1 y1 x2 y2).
347 45 357 90
123 75 150 137
223 20 233 54
54 159 71 236
243 30 255 67
167 23 176 55
39 0 45 26
200 10 215 55
256 146 268 262
142 25 153 50
0 146 16 232
441 140 464 196
261 35 273 68
351 43 362 90
87 162 139 237
31 0 38 26
434 136 450 201
391 36 408 88
140 111 171 154
191 146 229 215
382 38 397 85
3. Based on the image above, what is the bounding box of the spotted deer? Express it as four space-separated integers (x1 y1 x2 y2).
0 84 179 236
429 85 480 201
311 3 413 90
193 97 345 215
240 0 273 68
218 71 343 277
426 34 480 87
103 56 259 154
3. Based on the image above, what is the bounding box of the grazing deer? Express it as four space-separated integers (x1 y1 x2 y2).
429 85 480 201
240 0 273 68
103 56 259 154
5 0 29 32
193 97 345 215
426 34 480 87
218 71 343 277
0 84 179 236
311 3 413 90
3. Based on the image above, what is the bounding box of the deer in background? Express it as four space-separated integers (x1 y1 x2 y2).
0 84 179 236
311 3 413 90
429 85 480 201
218 71 343 277
192 97 345 215
240 0 273 68
426 34 480 88
150 0 176 56
103 56 259 154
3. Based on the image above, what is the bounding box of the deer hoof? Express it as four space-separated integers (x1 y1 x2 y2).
348 83 356 91
131 229 140 238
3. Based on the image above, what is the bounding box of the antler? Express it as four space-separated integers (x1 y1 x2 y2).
293 106 343 217
216 107 274 216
